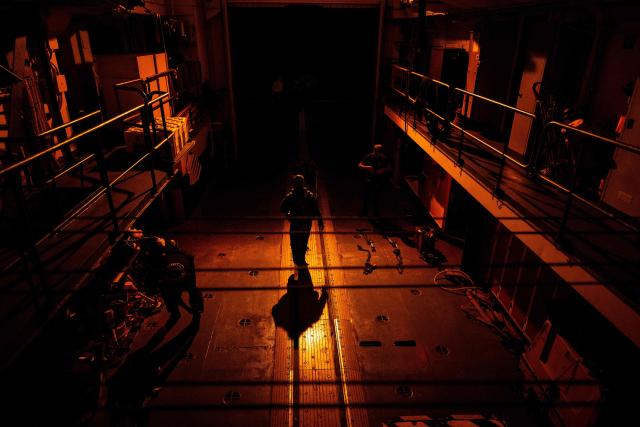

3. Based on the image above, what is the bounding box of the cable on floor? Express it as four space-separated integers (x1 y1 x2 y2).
433 269 479 295
434 269 525 354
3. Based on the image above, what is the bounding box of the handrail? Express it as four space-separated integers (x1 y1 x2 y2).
37 110 101 138
144 70 176 84
114 83 150 113
113 76 175 198
108 133 172 190
393 64 450 88
392 64 529 117
450 122 529 169
154 133 172 151
544 120 640 156
541 122 639 236
389 64 640 239
0 93 169 178
114 70 177 101
391 84 448 120
46 116 174 238
450 122 504 157
453 87 536 119
114 77 145 88
44 153 95 185
422 105 447 122
391 64 640 169
108 153 152 189
0 86 176 316
14 94 171 248
114 70 177 90
0 63 23 82
392 64 636 156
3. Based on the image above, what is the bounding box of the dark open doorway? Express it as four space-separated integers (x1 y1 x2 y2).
228 5 378 171
441 48 469 90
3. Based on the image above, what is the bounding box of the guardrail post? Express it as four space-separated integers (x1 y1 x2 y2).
157 95 168 135
557 137 585 248
404 70 409 133
147 89 176 177
93 132 120 240
141 102 158 195
49 173 63 220
10 169 49 294
158 96 174 177
527 113 543 176
412 86 418 130
455 91 465 167
494 119 509 198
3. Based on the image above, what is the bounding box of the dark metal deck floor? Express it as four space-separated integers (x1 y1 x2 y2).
2 151 633 426
87 169 537 427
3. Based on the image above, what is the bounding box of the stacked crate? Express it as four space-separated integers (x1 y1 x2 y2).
124 116 189 158
159 116 189 157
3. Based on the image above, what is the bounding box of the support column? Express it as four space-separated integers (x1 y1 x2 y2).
221 0 238 161
371 0 386 146
193 0 210 82
416 0 427 72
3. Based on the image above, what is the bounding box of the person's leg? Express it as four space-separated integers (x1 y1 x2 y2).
372 184 381 217
290 229 304 265
299 230 311 265
361 181 371 216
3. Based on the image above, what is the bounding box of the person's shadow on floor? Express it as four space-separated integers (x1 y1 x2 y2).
272 269 328 349
106 314 201 425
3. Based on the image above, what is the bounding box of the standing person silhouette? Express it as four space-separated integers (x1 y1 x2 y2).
281 175 324 268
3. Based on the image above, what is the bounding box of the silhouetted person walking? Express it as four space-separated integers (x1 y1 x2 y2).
358 144 391 217
281 174 324 267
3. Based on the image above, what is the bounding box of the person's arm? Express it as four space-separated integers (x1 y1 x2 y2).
358 157 374 174
280 193 291 216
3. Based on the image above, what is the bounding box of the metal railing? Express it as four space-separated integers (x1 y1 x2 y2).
0 91 173 293
537 121 640 241
450 85 537 198
389 64 639 244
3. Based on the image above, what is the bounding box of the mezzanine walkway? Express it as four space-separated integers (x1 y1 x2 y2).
385 102 640 348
